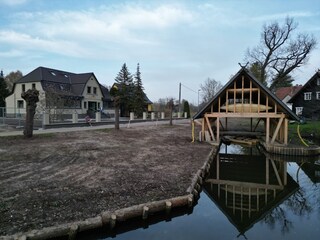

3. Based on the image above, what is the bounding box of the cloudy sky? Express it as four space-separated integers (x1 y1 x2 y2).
0 0 319 105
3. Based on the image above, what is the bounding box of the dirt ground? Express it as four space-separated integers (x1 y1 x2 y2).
0 122 212 236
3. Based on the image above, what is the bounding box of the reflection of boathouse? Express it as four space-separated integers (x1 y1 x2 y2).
194 67 299 145
204 146 299 234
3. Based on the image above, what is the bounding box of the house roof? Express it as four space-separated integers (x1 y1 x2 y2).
100 84 112 101
193 67 299 121
14 66 102 98
288 71 320 103
275 85 303 101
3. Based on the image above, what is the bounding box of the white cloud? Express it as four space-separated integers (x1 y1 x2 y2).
2 3 194 60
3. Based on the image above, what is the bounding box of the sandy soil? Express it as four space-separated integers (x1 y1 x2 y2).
0 122 212 236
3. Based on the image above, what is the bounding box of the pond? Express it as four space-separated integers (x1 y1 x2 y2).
83 144 320 240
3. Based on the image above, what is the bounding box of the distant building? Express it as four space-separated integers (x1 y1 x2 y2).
5 66 106 117
275 85 303 110
288 71 320 120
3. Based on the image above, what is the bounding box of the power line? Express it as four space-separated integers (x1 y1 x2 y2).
181 83 198 94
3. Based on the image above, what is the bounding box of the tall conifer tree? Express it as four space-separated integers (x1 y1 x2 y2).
133 63 146 118
114 63 134 117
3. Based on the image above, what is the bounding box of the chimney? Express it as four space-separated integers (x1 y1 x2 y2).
0 70 3 78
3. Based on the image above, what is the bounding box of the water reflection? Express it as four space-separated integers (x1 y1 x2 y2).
204 144 300 237
203 144 320 238
95 143 320 240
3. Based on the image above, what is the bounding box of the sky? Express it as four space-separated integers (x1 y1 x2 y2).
0 0 319 105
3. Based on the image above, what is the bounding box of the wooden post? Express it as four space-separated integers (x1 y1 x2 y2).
226 90 229 113
142 206 149 219
258 89 260 113
266 117 270 144
216 117 220 143
233 82 236 112
110 214 116 229
188 196 193 207
201 118 205 141
284 118 288 144
165 201 172 214
271 116 284 144
249 80 252 112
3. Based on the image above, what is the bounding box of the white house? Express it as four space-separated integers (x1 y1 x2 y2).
5 66 105 117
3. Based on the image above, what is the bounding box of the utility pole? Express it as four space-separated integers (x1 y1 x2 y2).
178 82 181 114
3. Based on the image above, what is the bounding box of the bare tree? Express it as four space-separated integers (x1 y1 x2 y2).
200 78 223 103
4 70 23 92
246 17 317 90
21 89 39 138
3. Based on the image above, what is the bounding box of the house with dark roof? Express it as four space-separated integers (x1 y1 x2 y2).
275 85 303 110
288 70 320 120
193 67 299 145
5 67 107 117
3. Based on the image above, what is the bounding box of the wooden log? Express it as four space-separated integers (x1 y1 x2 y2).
26 224 71 240
101 212 111 225
165 201 172 214
78 216 102 232
188 196 193 207
198 176 203 185
68 224 78 240
110 214 117 229
142 206 149 219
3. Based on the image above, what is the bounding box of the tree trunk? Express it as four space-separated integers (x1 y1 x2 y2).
21 89 39 138
114 96 120 130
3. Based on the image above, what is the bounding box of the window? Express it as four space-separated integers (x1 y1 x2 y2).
84 101 87 109
32 83 36 89
17 100 24 109
87 86 91 94
93 87 97 94
97 102 100 109
304 92 311 100
22 84 25 92
296 107 303 115
317 78 320 86
317 92 320 100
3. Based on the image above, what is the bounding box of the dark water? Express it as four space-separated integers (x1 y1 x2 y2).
94 144 320 240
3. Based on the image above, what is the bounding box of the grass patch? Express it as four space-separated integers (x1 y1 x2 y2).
288 120 320 145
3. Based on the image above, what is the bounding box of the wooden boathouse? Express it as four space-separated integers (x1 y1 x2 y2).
193 67 299 146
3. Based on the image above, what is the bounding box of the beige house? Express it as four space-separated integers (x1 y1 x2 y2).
6 67 104 117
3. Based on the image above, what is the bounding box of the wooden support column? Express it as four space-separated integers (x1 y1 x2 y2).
233 82 236 112
201 118 205 141
216 117 220 143
249 80 252 112
266 117 270 144
266 157 269 185
284 118 288 145
205 115 215 141
271 115 284 144
258 89 260 113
